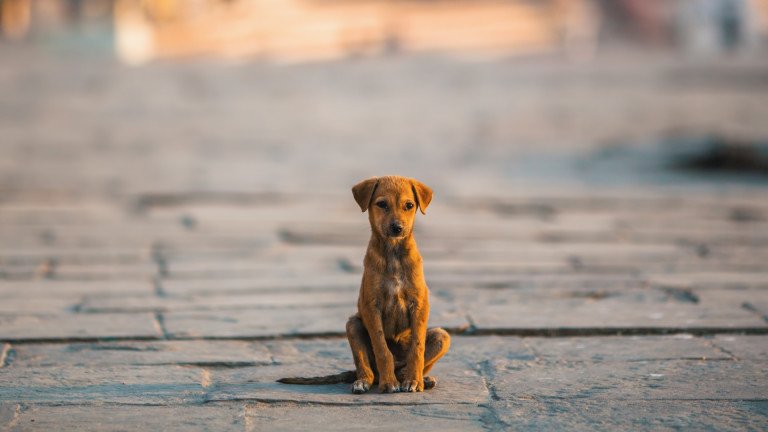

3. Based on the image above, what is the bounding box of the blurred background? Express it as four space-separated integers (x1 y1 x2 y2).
1 0 767 198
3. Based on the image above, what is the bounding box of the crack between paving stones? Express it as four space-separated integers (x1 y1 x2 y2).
5 405 18 428
706 340 740 361
153 276 168 298
742 302 768 324
70 297 86 313
150 243 169 279
475 360 510 431
153 313 169 340
0 343 11 367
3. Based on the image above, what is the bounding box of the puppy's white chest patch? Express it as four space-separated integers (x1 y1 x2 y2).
385 276 404 294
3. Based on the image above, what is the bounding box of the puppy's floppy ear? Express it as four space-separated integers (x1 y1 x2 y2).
411 179 433 215
352 177 379 212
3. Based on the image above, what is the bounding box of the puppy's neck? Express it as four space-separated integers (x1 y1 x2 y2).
368 232 420 268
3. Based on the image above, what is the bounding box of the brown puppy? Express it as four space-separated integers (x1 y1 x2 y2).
277 176 449 393
347 175 450 393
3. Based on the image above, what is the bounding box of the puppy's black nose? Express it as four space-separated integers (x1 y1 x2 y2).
390 223 403 235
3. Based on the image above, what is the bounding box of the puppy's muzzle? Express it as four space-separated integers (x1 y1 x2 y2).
388 222 404 237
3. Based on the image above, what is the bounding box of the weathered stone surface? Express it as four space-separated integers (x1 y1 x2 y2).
10 340 274 367
160 275 360 296
0 247 143 266
0 280 154 298
245 403 488 431
0 365 205 404
427 273 644 290
207 364 489 406
0 297 79 315
492 400 768 431
3 45 768 430
711 335 768 361
464 287 767 330
162 258 339 279
52 262 158 279
0 404 18 428
441 336 536 366
82 290 356 313
6 403 245 431
647 272 768 289
0 313 161 341
485 359 768 400
428 296 472 331
162 306 353 338
258 338 353 366
525 334 732 362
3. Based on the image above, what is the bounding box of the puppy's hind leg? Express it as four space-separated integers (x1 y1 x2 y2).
422 328 451 390
346 314 376 394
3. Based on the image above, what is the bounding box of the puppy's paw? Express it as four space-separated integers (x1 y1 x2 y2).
400 379 423 392
423 376 437 390
351 380 371 394
378 380 401 393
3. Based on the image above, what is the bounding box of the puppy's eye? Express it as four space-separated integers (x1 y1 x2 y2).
376 201 387 209
405 202 414 210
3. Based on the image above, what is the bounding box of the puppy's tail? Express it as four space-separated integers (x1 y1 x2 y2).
277 370 356 385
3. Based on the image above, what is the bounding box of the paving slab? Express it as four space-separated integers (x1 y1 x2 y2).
207 363 488 406
428 296 473 331
525 334 732 362
491 399 768 432
4 404 246 432
245 403 488 432
160 275 360 296
0 365 206 404
0 248 145 266
710 335 768 360
82 290 356 313
647 272 768 289
162 259 338 279
427 273 644 290
463 287 768 331
0 297 79 315
162 306 354 338
0 313 161 342
50 262 158 280
485 358 768 401
9 340 274 368
0 280 154 299
0 404 17 427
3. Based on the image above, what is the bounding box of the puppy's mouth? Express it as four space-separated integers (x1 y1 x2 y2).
384 224 408 238
386 232 407 239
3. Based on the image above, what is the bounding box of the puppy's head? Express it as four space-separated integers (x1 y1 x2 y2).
352 176 432 240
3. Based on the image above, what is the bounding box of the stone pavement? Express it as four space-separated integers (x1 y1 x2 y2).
1 44 768 430
1 188 767 431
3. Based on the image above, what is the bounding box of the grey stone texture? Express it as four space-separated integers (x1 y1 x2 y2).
1 42 768 430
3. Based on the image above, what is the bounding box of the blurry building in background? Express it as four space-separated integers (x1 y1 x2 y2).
1 0 767 64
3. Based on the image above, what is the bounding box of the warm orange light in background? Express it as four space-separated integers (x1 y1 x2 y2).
2 0 768 64
110 0 768 64
113 0 572 64
1 0 30 39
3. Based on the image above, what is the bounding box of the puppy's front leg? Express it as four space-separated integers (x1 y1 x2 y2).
401 302 428 392
361 308 400 393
